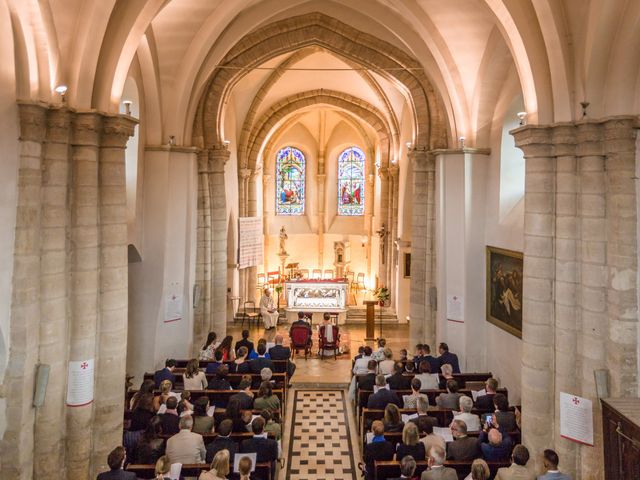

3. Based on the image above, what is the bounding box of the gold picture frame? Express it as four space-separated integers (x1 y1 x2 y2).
486 246 523 338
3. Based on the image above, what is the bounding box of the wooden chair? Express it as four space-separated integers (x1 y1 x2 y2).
242 300 260 328
346 271 355 289
256 273 266 290
318 324 340 360
299 268 309 279
355 272 366 293
323 269 334 279
290 324 312 360
311 268 322 279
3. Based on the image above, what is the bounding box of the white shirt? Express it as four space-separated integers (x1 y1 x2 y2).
353 355 372 374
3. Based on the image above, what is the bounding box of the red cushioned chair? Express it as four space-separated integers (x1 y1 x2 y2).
318 324 340 360
290 324 312 360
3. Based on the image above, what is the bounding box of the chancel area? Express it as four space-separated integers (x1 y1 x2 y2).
1 1 640 480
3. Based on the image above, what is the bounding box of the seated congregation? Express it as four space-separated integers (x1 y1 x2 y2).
354 340 571 480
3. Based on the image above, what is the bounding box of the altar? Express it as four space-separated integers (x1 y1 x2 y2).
284 279 349 324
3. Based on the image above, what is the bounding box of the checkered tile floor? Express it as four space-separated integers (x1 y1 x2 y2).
286 390 356 479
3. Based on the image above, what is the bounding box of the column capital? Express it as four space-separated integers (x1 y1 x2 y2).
101 115 137 148
208 146 229 173
46 107 73 143
511 125 553 157
388 164 399 179
239 168 252 180
408 145 434 172
378 166 389 179
71 112 103 146
262 174 272 186
18 102 48 143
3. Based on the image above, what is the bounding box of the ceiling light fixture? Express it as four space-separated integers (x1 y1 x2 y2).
55 85 68 102
517 111 527 126
122 100 132 116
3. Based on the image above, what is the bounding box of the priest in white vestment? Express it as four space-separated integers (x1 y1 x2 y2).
260 288 279 330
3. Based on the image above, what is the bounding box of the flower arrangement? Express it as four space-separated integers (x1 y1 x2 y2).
373 286 390 306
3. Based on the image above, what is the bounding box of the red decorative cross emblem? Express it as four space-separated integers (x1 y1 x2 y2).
81 362 89 370
572 397 580 405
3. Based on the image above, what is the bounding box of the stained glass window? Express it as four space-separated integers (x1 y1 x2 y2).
338 146 365 216
275 146 306 215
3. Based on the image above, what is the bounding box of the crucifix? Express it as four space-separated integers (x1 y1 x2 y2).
376 224 388 264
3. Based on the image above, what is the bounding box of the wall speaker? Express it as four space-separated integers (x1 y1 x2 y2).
193 284 201 309
429 286 438 311
33 363 50 407
594 369 609 399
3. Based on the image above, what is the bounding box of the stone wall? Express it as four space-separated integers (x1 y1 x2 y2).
513 116 639 479
0 103 135 480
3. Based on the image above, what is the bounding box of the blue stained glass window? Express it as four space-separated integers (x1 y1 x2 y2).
275 146 305 215
338 146 365 216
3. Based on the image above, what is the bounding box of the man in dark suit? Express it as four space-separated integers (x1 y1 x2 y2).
153 359 176 388
235 329 254 355
205 419 238 463
447 419 479 461
157 396 180 435
205 350 224 374
250 343 275 373
229 379 254 410
96 446 136 480
240 417 279 477
363 420 395 480
268 334 296 378
475 377 499 411
438 342 460 374
387 454 417 480
479 428 513 462
358 360 378 391
410 397 439 432
367 375 401 410
386 361 412 390
423 344 441 374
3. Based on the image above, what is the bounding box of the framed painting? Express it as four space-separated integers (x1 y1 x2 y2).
486 246 523 338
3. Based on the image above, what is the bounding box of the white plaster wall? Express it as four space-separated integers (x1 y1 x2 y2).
0 0 19 439
224 100 240 315
127 148 198 382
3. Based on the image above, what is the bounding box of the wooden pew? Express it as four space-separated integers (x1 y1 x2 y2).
374 459 511 480
143 371 287 388
374 430 521 449
127 462 272 480
158 431 276 445
356 387 509 417
354 372 493 390
174 359 289 374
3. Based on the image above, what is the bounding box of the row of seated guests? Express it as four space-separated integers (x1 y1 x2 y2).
362 446 570 480
355 340 460 374
102 431 265 480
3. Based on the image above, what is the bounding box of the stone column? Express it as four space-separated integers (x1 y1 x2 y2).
262 174 272 273
209 145 229 336
551 125 579 472
378 166 389 287
34 107 71 478
317 173 326 269
246 171 258 301
238 168 251 303
365 172 375 281
409 146 435 346
388 164 399 309
603 117 638 398
67 112 102 479
92 116 136 474
512 126 555 460
1 103 47 480
194 150 212 352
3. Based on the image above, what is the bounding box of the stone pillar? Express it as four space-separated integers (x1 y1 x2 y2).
575 121 606 478
262 174 272 274
238 168 251 303
1 103 47 480
388 164 399 309
34 107 71 478
247 171 258 302
512 126 555 461
92 116 136 474
67 112 103 480
317 173 326 269
365 172 375 281
194 150 212 351
409 146 436 346
209 145 229 336
378 166 389 287
550 125 579 473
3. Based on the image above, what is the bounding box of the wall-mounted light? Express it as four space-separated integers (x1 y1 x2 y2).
517 111 527 126
122 100 132 116
223 140 231 147
405 142 412 150
458 136 465 148
168 135 176 146
580 101 590 119
360 235 368 248
55 85 68 103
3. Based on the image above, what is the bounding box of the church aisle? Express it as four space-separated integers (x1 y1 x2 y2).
283 390 359 479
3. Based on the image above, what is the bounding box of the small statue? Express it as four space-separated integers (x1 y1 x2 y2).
279 226 288 256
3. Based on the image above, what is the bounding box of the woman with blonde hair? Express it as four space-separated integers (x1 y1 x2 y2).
395 421 426 460
378 347 395 375
465 458 490 480
153 380 177 412
183 358 207 390
199 449 230 480
154 455 171 480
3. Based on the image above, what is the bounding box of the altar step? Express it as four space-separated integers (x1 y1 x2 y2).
346 307 398 324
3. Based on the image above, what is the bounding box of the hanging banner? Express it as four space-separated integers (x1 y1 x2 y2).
66 359 94 407
238 216 263 269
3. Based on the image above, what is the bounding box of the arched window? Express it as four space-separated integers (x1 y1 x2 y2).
338 146 365 216
275 146 306 215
